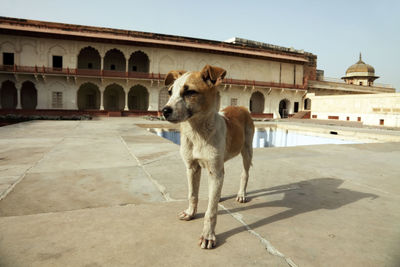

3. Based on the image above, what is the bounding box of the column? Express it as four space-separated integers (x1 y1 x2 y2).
124 88 129 111
125 58 129 73
100 87 105 110
100 56 104 74
16 85 22 109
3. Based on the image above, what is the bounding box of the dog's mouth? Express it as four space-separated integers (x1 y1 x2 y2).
164 109 193 124
165 118 180 124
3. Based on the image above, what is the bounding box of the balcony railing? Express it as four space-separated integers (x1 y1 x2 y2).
0 64 306 90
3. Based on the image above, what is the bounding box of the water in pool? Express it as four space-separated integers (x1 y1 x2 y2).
153 127 362 148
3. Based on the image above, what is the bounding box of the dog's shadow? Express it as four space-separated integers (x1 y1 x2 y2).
197 177 378 246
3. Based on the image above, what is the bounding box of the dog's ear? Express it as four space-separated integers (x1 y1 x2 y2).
201 65 226 87
165 70 186 86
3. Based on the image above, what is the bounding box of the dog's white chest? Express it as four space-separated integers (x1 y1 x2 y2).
192 143 212 161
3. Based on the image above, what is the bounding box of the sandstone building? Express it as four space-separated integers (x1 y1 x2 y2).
0 17 395 119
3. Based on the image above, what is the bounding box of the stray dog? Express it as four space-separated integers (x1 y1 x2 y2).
162 65 255 249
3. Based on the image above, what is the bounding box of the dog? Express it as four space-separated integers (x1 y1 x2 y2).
162 65 255 249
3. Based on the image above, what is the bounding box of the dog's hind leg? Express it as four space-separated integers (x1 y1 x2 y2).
236 128 253 203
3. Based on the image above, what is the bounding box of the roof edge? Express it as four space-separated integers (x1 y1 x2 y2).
0 16 314 63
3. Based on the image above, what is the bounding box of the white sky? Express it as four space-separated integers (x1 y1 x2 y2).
1 0 399 90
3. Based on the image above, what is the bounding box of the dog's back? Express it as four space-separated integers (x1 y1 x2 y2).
222 106 254 162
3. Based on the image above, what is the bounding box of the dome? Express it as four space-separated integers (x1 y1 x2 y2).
345 53 376 77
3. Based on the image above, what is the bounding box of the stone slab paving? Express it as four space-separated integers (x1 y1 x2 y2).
0 118 399 266
0 166 164 216
0 201 287 267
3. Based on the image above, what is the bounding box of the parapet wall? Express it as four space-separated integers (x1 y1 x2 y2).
308 80 395 95
309 93 400 127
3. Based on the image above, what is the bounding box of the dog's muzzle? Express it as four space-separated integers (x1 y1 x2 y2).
162 106 173 120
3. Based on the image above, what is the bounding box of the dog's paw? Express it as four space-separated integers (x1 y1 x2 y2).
199 234 216 249
178 210 195 221
236 195 247 203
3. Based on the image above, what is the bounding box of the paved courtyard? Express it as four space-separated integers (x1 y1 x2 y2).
0 118 399 267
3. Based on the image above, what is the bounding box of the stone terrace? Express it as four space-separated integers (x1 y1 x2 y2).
0 118 399 267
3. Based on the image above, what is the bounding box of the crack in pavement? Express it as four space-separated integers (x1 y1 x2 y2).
219 203 297 267
119 136 175 202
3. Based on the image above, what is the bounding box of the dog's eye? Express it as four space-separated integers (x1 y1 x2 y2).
183 90 198 97
168 90 172 96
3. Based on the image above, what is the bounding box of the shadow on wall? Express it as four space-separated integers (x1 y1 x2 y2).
216 178 378 244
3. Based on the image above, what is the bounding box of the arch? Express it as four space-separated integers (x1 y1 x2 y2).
21 81 37 109
158 87 169 111
249 91 265 113
128 85 149 111
21 40 37 52
104 83 125 111
0 41 16 52
128 51 149 72
1 42 16 67
104 49 125 71
77 82 100 110
0 80 17 109
304 98 311 110
279 99 290 118
49 44 67 55
77 46 101 69
48 45 67 68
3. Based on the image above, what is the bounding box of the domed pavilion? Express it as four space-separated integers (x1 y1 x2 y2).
342 53 379 86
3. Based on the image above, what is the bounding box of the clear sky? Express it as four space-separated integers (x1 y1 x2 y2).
1 0 399 90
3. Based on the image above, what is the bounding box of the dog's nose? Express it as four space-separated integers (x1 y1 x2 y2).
162 106 173 119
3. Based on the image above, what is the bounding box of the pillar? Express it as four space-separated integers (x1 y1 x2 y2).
147 84 159 111
124 88 129 111
100 87 104 110
16 85 22 109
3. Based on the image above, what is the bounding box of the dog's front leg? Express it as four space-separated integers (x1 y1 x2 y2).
199 166 224 249
179 161 201 221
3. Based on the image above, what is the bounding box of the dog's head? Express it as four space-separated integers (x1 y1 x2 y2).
162 65 226 123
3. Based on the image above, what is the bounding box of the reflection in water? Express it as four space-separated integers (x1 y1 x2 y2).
152 127 362 148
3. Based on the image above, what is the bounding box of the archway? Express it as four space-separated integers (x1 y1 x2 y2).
77 47 101 69
104 84 125 111
249 91 265 113
128 51 149 72
77 83 100 110
279 99 290 118
104 49 125 71
1 81 17 109
21 81 37 109
128 85 149 111
304 98 311 110
158 87 169 111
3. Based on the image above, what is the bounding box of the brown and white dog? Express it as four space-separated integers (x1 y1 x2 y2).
162 65 255 249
